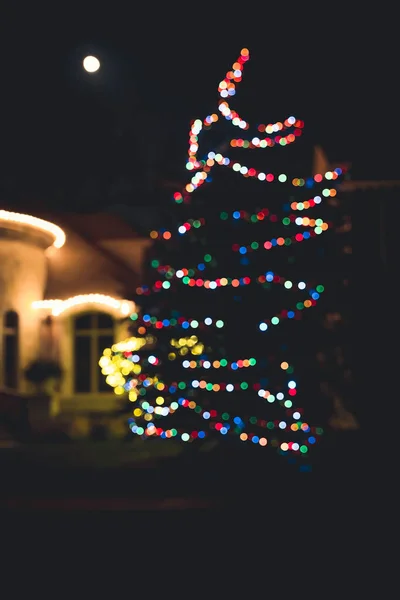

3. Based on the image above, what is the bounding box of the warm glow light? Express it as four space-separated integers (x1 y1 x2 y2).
32 294 135 316
83 55 100 73
0 210 66 248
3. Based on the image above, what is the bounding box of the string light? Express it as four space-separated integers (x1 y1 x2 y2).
0 209 66 248
101 48 342 459
32 294 134 317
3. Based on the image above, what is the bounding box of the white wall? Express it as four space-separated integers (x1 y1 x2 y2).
0 238 48 391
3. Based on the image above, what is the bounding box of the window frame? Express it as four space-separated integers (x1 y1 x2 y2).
73 311 114 394
3 310 19 390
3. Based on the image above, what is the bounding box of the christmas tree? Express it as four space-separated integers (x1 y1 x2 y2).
99 48 343 463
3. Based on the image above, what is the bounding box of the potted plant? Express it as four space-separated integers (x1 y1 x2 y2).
24 359 63 395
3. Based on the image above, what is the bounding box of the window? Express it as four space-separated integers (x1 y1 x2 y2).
73 312 114 393
3 311 19 389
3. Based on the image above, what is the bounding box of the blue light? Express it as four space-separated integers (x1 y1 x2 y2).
303 232 311 239
198 431 206 438
308 436 316 444
271 238 277 246
233 211 240 219
169 386 177 393
198 263 205 271
239 246 247 254
143 314 151 322
162 319 170 326
287 311 295 319
266 271 274 281
311 292 320 300
252 436 259 444
220 427 228 435
231 362 238 370
233 416 243 425
182 321 189 329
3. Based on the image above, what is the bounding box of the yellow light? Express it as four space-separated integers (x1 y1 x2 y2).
0 209 66 248
32 294 135 317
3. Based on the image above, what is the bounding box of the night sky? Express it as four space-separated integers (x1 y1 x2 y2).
0 5 398 210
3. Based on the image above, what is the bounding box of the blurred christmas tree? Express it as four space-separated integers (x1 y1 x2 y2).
100 48 344 465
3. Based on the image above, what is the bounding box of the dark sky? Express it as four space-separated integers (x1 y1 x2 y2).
0 5 398 209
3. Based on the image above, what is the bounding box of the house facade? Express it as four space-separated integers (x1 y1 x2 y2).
0 208 151 434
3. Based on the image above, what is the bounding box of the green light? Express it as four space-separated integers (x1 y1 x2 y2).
250 215 258 222
206 383 213 391
220 359 228 367
249 416 257 424
220 212 228 220
267 395 275 403
240 382 248 390
249 358 256 365
204 254 212 262
170 318 177 325
285 238 291 245
193 220 201 228
316 285 324 293
316 427 324 435
150 316 157 324
178 382 186 389
222 412 229 420
284 400 292 408
191 320 199 328
188 269 195 277
171 429 178 436
183 276 190 284
216 320 224 328
195 406 202 413
151 259 159 267
251 241 259 249
271 317 279 325
300 445 308 453
282 217 290 225
284 281 292 289
130 313 138 321
296 302 304 310
278 174 287 182
287 366 294 374
142 401 149 410
267 422 274 429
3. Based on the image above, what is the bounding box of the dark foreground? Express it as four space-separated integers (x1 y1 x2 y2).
1 431 365 513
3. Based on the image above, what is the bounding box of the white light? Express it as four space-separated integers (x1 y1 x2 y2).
83 55 100 73
0 209 66 248
32 294 135 317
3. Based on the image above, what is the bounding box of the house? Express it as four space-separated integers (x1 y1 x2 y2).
0 208 151 436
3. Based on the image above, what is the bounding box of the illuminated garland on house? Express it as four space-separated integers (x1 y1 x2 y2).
0 209 66 248
33 294 134 317
101 47 342 458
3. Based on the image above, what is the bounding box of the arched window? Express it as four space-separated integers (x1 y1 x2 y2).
3 311 19 389
73 312 114 393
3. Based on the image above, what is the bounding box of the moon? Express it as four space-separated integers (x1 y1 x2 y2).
83 55 100 73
